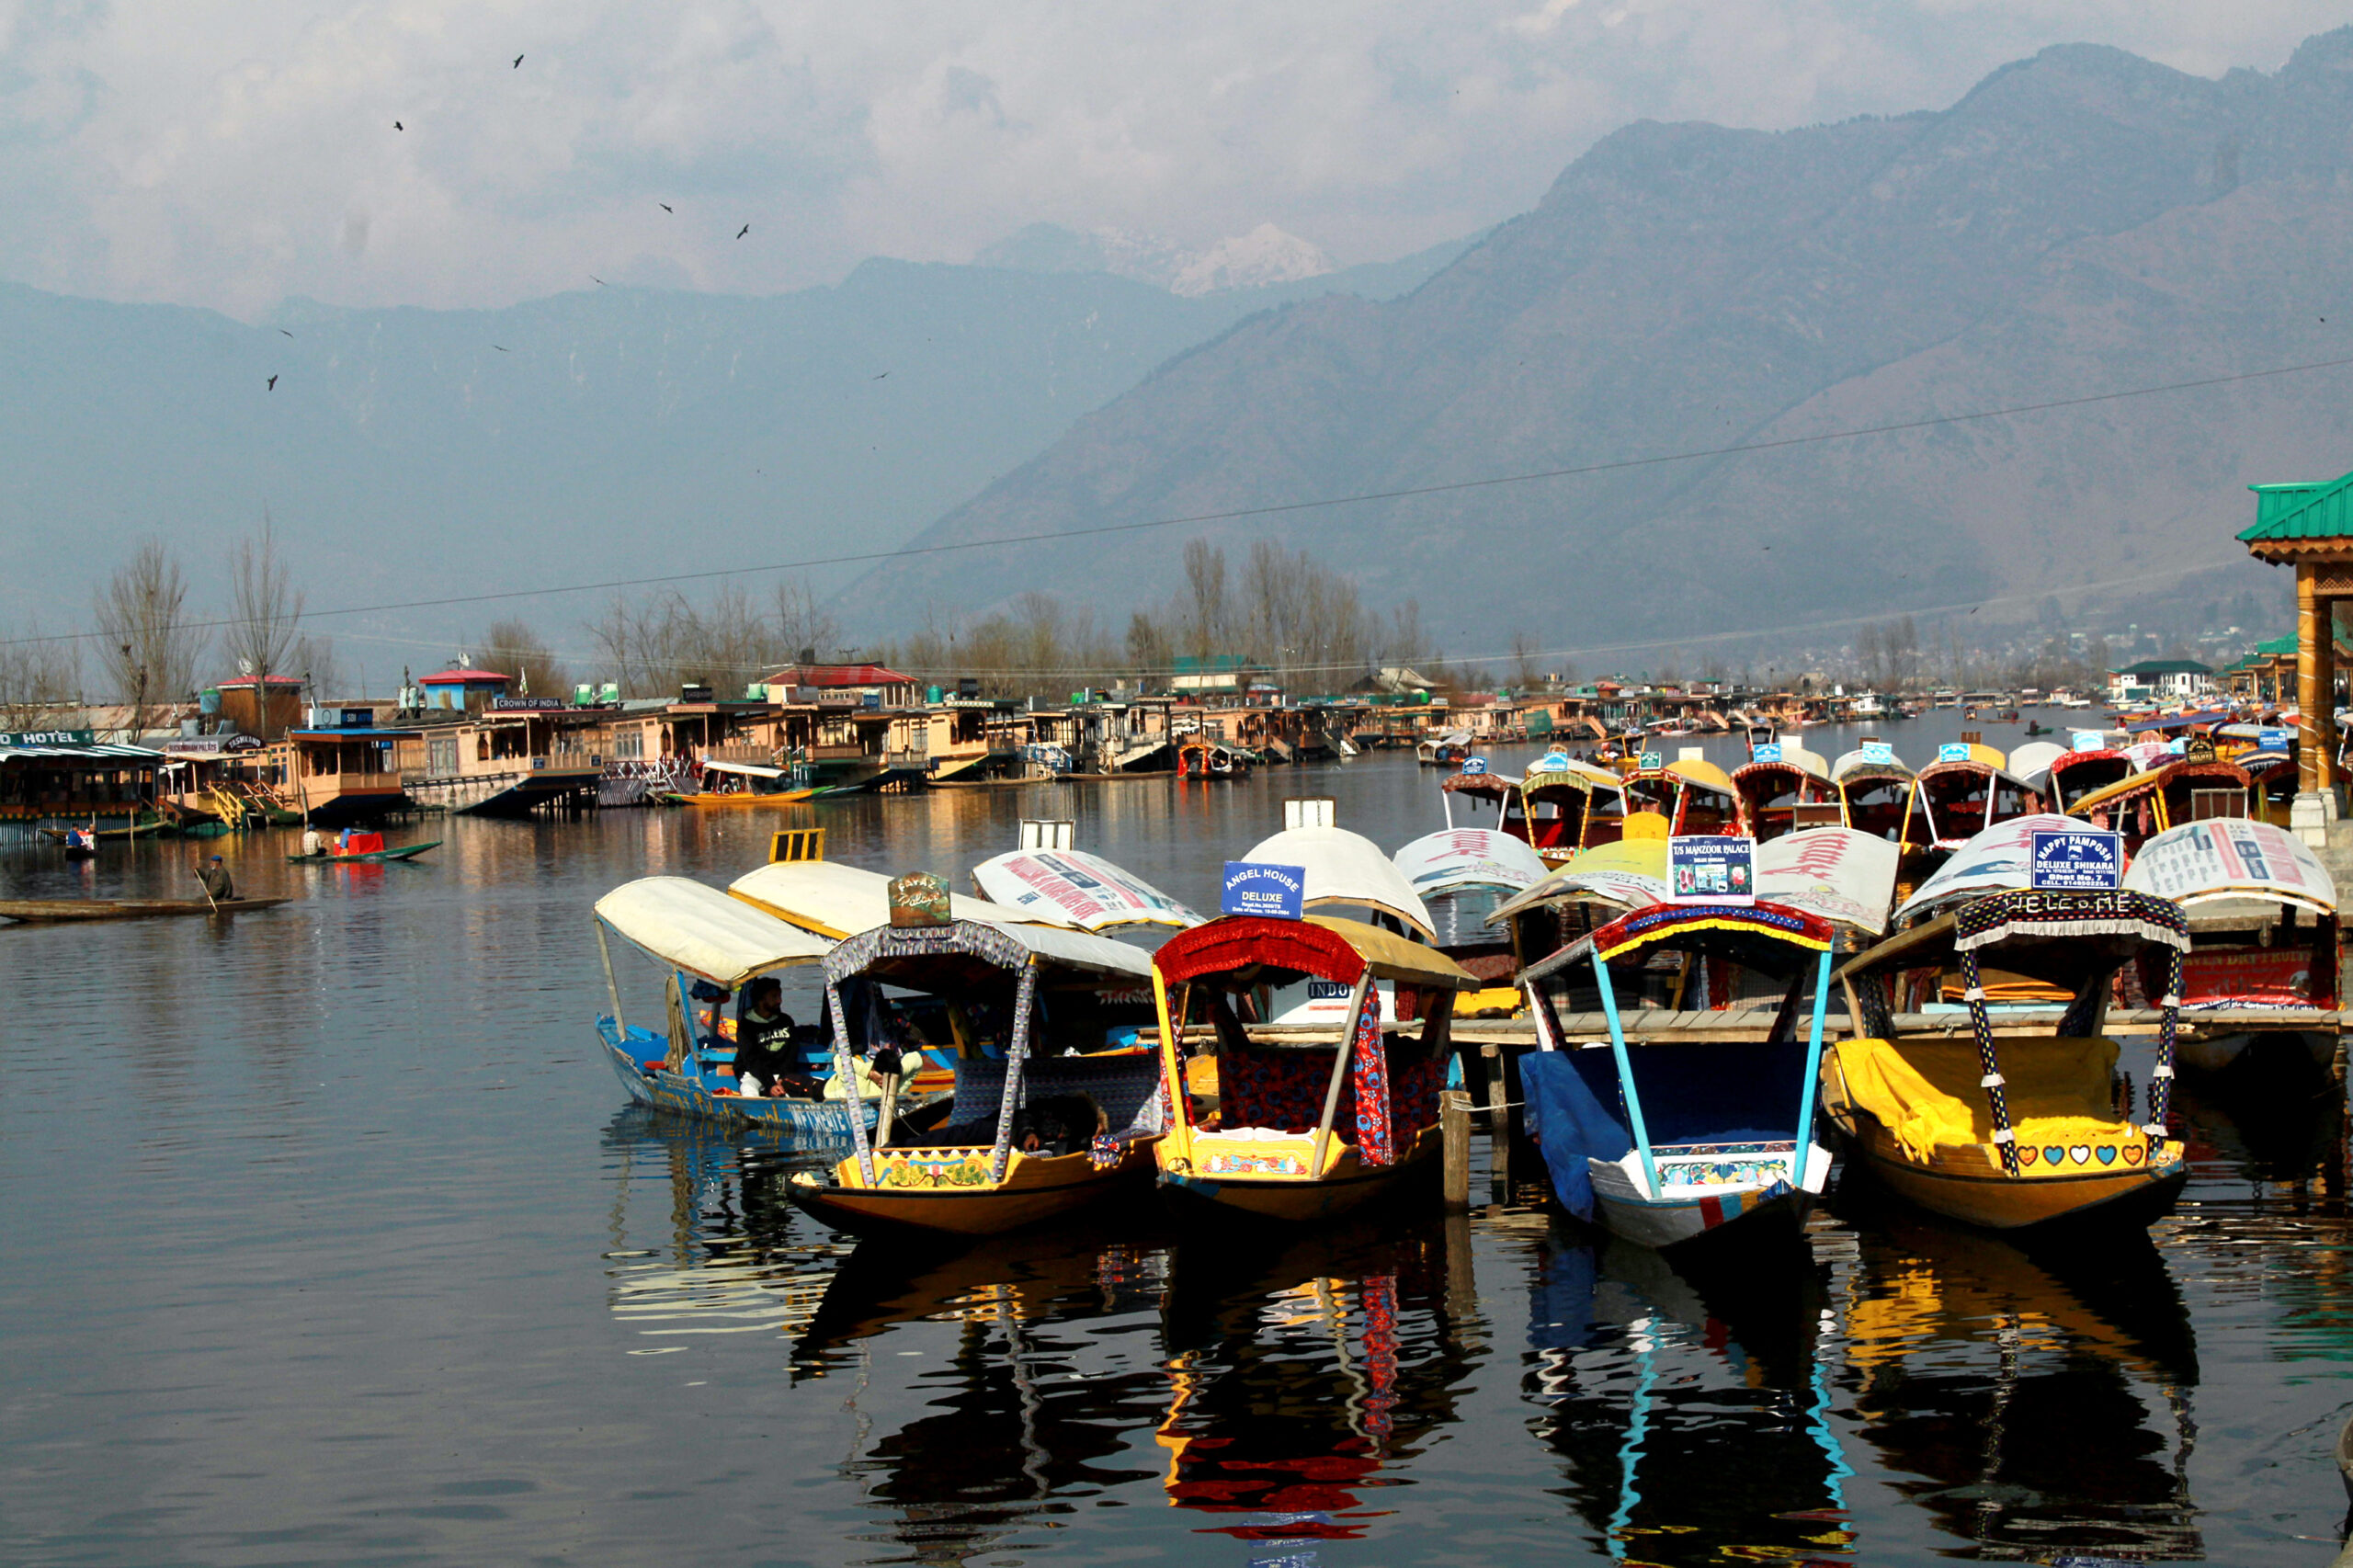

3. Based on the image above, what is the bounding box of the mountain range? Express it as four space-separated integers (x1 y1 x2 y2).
849 28 2353 657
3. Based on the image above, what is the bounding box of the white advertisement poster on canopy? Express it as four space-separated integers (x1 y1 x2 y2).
1893 812 2077 925
972 848 1205 932
2123 820 2338 912
1755 828 1902 936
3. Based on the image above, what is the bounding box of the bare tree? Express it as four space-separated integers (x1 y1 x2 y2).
226 519 304 731
478 618 567 699
1509 629 1543 692
94 540 204 732
1179 538 1229 657
773 579 839 664
0 618 83 726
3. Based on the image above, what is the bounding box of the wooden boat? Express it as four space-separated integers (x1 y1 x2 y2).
969 842 1206 933
592 874 921 1138
1621 756 1742 835
1519 900 1842 1252
2235 747 2297 828
2066 752 2256 857
1519 754 1633 868
1486 835 1672 974
1899 743 2037 877
786 914 1166 1236
1438 764 1532 843
1830 744 1914 840
1392 826 1548 1012
1819 887 2193 1233
655 757 816 806
39 814 176 843
1150 914 1477 1222
287 833 442 864
1415 731 1472 767
2122 818 2339 1074
0 895 289 923
1730 744 1838 841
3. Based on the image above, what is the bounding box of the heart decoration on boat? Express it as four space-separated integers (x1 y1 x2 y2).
2096 1146 2118 1165
2123 1146 2144 1165
2069 1144 2092 1165
2042 1146 2065 1167
2018 1146 2040 1166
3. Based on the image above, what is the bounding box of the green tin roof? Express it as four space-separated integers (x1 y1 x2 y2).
2243 467 2353 543
2256 632 2298 655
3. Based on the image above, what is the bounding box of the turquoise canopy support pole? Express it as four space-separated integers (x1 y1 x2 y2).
1792 947 1833 1188
1591 955 1660 1200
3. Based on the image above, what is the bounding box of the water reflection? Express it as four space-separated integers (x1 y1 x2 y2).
1520 1222 1852 1564
1835 1199 2201 1561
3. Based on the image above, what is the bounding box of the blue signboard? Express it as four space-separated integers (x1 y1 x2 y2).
2071 731 2105 752
1222 861 1307 920
1461 756 1490 776
2258 727 2291 751
2029 829 2123 891
1538 751 1570 772
1938 742 1972 764
1668 835 1756 904
1751 743 1783 764
1860 741 1895 766
1638 751 1663 770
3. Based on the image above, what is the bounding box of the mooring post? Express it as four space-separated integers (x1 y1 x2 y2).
1440 1089 1472 1210
1483 1042 1510 1203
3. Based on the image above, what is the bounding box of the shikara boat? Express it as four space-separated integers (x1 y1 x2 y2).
2235 748 2297 828
1820 887 2192 1233
0 895 289 923
1731 744 1837 841
38 813 176 843
1392 825 1548 1011
1520 755 1632 867
1899 743 2038 874
2036 742 2145 813
1622 756 1742 835
730 857 1040 939
654 757 816 806
1438 763 1532 842
968 843 1205 934
1830 745 1914 840
2122 818 2339 1073
786 915 1166 1237
287 833 441 864
593 874 908 1137
2066 753 2256 857
1150 914 1476 1223
1415 731 1473 767
1238 823 1438 940
1484 835 1672 974
1519 900 1840 1252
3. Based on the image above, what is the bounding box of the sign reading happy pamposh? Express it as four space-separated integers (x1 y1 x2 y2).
2029 829 2123 892
1222 861 1307 920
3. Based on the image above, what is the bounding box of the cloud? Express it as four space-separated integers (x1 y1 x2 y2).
0 1 2345 316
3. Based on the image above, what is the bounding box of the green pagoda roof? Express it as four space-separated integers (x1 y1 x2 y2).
2243 467 2353 544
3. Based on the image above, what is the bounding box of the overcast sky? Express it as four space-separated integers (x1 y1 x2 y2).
2 2 2347 319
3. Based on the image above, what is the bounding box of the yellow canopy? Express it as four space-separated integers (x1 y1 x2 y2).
1829 1035 2131 1163
1302 915 1480 989
1664 756 1737 795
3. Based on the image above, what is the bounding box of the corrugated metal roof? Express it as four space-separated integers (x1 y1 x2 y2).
2243 468 2353 543
0 743 166 762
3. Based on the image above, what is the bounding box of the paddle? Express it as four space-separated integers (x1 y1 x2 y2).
191 861 219 914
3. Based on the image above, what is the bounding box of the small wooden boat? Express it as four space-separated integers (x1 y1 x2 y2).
1829 744 1914 841
1820 887 2193 1233
655 758 816 806
1898 743 2038 877
1438 763 1532 843
1520 756 1633 867
1730 744 1838 841
593 875 924 1138
1150 914 1477 1223
39 815 176 844
2065 751 2255 858
287 835 442 864
1391 826 1548 1013
1518 900 1842 1252
787 909 1167 1236
0 896 289 923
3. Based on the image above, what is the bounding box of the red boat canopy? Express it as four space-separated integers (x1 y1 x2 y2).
1153 915 1476 992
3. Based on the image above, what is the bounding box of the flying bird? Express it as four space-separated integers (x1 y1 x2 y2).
393 120 404 131
267 375 277 391
659 203 672 213
871 371 889 380
590 276 606 286
512 53 524 68
493 345 509 353
278 329 293 337
736 223 749 239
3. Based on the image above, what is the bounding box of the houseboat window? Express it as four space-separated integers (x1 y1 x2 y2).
476 732 492 762
312 746 338 776
428 736 459 776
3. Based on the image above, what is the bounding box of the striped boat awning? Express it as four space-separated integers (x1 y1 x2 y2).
0 743 169 764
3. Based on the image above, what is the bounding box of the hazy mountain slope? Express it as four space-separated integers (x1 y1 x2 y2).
0 244 1468 653
852 31 2353 652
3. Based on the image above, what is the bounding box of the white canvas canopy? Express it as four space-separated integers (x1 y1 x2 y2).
2006 740 2067 789
2123 820 2337 915
970 847 1205 932
827 914 1156 981
1754 828 1901 937
595 875 833 987
699 758 788 779
1241 824 1436 939
1891 812 2077 926
730 860 1044 939
1392 828 1549 901
1778 744 1833 780
1832 747 1912 781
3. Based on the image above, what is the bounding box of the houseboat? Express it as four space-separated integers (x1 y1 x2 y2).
266 718 417 826
399 706 601 817
0 729 172 846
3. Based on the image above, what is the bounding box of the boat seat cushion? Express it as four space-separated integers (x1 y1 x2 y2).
948 1051 1168 1140
1830 1036 2129 1161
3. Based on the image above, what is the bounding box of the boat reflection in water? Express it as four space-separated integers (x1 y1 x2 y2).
1832 1190 2202 1562
1518 1218 1855 1565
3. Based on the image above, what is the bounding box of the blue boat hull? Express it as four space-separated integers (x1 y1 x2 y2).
598 1019 883 1140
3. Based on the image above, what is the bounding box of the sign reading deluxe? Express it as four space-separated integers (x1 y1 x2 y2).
1221 861 1307 920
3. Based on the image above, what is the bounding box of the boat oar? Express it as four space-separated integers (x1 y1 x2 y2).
191 863 219 914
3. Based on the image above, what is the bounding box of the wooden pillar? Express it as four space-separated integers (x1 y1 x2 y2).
1483 1042 1511 1203
1439 1089 1472 1210
2301 563 2336 796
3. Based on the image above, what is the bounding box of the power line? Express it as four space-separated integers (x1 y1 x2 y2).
3 350 2338 652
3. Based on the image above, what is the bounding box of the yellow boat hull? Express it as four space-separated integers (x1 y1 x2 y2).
665 790 817 807
787 1136 1159 1237
1156 1124 1439 1224
1828 1109 2187 1232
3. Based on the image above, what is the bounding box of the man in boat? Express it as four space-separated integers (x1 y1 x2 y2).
194 854 235 901
731 978 812 1097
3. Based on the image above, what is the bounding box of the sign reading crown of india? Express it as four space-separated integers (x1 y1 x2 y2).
1668 835 1756 905
2029 829 2123 892
1222 862 1307 920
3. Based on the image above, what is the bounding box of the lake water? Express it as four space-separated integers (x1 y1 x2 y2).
6 714 2352 1567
